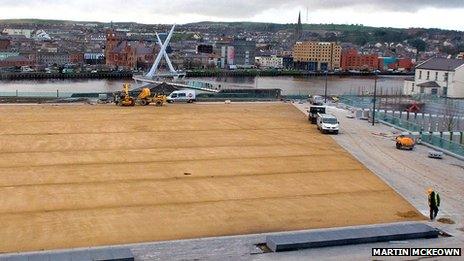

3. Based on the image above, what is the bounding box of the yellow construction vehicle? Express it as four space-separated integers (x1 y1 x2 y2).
115 83 135 106
137 87 152 106
137 88 166 106
115 84 167 107
395 134 415 150
152 94 167 106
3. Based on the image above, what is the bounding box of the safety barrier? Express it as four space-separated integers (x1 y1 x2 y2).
0 91 74 98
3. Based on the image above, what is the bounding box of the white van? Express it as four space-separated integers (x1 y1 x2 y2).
317 113 339 134
21 66 34 72
167 90 196 103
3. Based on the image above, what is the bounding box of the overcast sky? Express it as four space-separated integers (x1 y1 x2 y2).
1 0 463 30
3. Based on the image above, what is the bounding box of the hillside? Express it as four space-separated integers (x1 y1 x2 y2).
186 21 464 53
1 19 463 54
1 18 462 33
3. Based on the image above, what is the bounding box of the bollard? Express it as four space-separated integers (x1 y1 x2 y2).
429 114 432 131
422 113 425 126
16 90 18 97
56 90 59 98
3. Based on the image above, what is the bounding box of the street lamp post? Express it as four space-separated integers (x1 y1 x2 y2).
324 70 328 103
372 74 378 126
444 65 450 97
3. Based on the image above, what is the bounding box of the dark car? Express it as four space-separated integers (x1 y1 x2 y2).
308 106 326 124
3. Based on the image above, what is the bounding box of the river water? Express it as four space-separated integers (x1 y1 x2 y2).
0 75 408 97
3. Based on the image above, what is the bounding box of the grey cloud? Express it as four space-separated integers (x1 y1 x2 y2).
134 0 464 18
1 0 463 19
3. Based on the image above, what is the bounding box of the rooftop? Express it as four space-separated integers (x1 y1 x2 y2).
416 57 464 71
7 55 30 62
111 41 153 55
319 113 337 118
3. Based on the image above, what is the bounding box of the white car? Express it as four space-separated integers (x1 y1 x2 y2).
317 114 339 134
309 95 325 105
167 90 196 103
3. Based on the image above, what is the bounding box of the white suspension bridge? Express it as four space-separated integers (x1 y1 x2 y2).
132 25 219 93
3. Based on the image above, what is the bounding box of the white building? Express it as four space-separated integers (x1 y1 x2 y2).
33 30 51 41
2 29 33 38
255 55 283 69
404 58 464 98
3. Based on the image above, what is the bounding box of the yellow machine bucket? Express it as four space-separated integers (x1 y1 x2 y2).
138 88 151 99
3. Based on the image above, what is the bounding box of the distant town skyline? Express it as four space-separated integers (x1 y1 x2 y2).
0 0 464 30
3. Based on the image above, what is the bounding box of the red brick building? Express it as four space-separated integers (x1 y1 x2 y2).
396 58 414 71
69 53 84 64
340 49 379 71
0 36 10 50
378 57 414 71
0 55 34 68
105 30 155 70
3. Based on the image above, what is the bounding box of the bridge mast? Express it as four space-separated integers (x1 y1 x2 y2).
146 25 177 78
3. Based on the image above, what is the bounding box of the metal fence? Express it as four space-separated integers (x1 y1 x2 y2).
377 111 423 132
339 95 373 109
0 91 74 98
420 133 464 157
341 95 464 131
411 94 464 117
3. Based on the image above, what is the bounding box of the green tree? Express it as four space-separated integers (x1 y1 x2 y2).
410 38 427 61
410 38 427 52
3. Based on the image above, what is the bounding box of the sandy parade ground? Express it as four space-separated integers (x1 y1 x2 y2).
0 103 423 253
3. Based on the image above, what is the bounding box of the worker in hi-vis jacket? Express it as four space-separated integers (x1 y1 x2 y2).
428 188 440 221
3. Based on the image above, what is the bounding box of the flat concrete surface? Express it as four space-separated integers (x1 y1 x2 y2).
266 222 438 252
0 103 422 253
0 247 133 261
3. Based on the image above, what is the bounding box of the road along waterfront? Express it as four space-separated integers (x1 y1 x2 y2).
0 75 407 97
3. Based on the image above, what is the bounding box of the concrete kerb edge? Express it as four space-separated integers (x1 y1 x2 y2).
0 221 429 259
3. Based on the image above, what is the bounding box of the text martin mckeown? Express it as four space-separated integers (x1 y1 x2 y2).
372 248 461 256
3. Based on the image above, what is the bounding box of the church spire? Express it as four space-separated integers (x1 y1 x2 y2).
295 11 303 42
